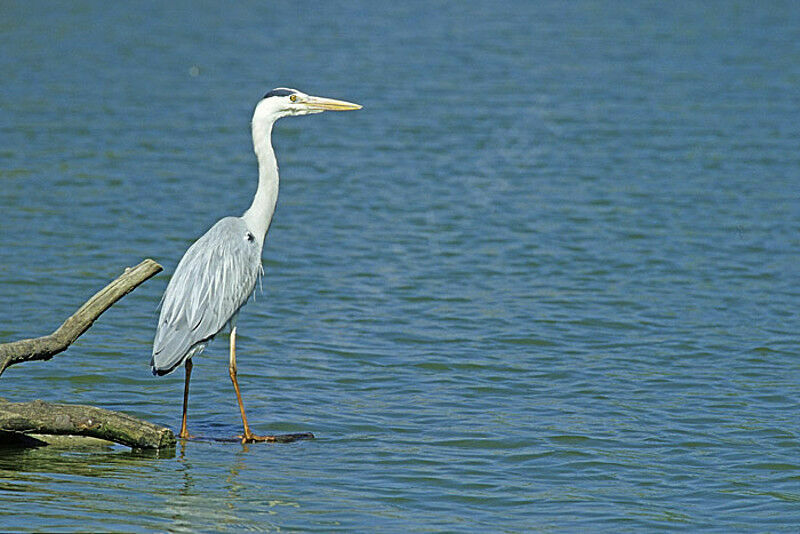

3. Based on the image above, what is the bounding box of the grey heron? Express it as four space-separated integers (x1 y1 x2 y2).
151 88 361 443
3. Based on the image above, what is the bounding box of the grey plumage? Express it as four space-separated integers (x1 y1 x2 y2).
149 87 360 442
151 217 262 376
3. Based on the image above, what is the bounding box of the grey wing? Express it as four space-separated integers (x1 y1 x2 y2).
151 217 263 375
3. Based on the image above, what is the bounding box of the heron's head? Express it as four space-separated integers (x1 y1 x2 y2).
253 87 361 124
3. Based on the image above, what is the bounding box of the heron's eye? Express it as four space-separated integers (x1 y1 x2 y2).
289 94 297 102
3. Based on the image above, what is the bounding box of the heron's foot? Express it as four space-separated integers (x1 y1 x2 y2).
178 431 196 440
238 432 277 444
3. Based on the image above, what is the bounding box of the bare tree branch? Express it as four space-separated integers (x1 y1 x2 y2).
0 259 162 377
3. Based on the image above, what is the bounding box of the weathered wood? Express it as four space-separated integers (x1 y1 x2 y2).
0 259 162 377
0 259 310 448
0 400 176 449
261 432 314 443
213 432 315 444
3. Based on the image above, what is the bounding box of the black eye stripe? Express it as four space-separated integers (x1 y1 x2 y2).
263 89 294 99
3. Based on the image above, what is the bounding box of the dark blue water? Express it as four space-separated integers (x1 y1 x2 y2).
1 1 799 531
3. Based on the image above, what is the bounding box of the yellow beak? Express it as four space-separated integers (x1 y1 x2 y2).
303 95 362 111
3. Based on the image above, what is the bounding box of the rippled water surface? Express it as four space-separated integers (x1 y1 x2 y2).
1 1 799 531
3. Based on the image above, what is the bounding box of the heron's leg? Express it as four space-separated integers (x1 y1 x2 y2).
228 327 251 436
179 358 193 439
229 327 275 444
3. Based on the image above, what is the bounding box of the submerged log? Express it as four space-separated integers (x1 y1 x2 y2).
0 258 162 377
213 432 316 444
0 400 175 449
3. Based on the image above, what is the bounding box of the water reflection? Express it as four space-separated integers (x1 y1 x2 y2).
0 445 178 530
0 445 173 478
166 439 302 532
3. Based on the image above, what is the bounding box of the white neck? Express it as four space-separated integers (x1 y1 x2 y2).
241 118 279 249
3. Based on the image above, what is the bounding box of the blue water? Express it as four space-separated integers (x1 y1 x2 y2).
1 1 799 531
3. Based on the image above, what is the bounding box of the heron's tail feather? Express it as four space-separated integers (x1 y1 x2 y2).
151 324 209 376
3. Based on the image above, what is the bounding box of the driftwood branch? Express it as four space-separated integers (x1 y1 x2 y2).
0 258 306 449
0 400 175 449
0 259 162 377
